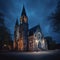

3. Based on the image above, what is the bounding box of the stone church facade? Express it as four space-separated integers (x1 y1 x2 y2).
13 6 47 51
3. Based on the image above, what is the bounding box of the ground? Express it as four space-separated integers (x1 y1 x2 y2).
0 50 60 60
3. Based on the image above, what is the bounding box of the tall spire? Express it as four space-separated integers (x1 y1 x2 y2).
21 5 26 16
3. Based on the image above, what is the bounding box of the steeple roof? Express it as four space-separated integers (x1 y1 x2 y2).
21 5 26 16
29 25 41 36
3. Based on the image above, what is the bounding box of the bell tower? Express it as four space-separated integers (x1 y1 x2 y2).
20 6 28 24
19 6 28 51
14 19 19 50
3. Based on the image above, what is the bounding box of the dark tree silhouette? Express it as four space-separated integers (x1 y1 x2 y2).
0 13 5 49
0 12 13 51
49 1 60 33
44 36 56 50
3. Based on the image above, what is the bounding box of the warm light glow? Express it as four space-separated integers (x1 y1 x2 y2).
24 16 27 23
4 44 7 47
42 39 44 44
35 40 38 43
18 40 23 51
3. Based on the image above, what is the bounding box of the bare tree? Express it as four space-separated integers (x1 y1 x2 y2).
48 1 60 33
0 12 12 50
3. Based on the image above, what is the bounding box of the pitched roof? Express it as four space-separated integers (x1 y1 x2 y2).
29 25 41 36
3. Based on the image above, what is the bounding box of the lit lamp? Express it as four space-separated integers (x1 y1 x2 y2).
42 40 44 44
35 40 38 44
35 40 39 51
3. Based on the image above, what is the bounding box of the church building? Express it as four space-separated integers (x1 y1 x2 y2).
13 6 47 51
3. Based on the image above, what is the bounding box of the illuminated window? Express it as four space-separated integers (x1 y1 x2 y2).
24 16 27 23
18 40 24 51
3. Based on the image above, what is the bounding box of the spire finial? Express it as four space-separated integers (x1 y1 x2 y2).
21 5 26 16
